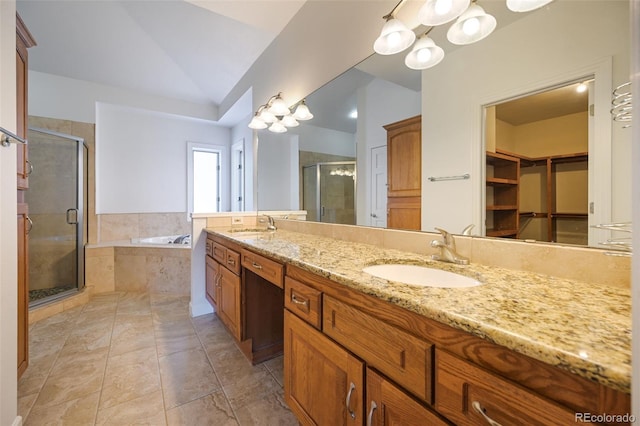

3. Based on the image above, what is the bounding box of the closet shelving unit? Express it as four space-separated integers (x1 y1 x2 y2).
486 149 588 243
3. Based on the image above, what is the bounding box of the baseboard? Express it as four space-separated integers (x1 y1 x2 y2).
189 299 213 317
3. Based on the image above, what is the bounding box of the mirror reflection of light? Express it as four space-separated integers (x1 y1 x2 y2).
576 83 587 93
435 0 453 15
463 17 480 35
349 109 358 119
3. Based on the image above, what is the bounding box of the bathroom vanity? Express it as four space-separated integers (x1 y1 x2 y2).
204 227 631 425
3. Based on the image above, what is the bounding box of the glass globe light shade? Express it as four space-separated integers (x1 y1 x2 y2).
373 18 416 55
404 37 445 70
447 4 496 45
248 114 267 130
292 101 314 120
506 0 554 12
418 0 470 26
268 120 287 133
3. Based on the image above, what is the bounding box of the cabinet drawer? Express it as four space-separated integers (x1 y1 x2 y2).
206 238 214 258
212 241 227 264
284 277 322 329
436 349 576 426
323 295 434 404
224 249 241 275
241 249 283 288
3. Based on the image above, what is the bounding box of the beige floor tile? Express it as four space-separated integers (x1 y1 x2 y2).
95 389 166 426
158 348 222 409
19 292 296 425
100 346 162 410
17 393 38 422
165 391 238 426
233 389 298 426
154 318 201 357
224 369 282 410
25 391 100 426
207 345 266 388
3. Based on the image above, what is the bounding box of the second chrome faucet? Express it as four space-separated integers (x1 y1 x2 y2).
430 227 469 265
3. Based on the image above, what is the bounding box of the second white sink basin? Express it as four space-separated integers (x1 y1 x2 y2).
362 264 481 288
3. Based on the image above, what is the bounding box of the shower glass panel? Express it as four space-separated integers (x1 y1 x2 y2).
302 161 356 224
25 128 86 306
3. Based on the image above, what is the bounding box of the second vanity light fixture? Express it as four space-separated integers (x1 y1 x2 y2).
374 0 554 70
248 93 314 133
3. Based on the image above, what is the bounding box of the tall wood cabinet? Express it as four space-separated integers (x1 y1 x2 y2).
384 116 421 231
16 13 36 379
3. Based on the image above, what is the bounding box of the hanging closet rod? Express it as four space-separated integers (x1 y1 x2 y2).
428 173 470 182
0 127 28 147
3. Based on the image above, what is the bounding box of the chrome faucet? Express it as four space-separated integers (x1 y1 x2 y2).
430 228 469 265
263 215 277 231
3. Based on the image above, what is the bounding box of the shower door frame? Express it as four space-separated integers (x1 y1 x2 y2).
28 127 86 306
302 161 357 223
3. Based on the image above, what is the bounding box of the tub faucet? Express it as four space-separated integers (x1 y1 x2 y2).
430 227 469 265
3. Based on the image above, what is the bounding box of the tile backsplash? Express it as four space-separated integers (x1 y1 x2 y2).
98 213 190 242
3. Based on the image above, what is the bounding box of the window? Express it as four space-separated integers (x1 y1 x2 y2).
188 142 222 216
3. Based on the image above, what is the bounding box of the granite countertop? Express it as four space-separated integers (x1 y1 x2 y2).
206 228 631 393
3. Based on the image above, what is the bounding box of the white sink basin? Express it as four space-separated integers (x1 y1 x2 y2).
362 264 481 288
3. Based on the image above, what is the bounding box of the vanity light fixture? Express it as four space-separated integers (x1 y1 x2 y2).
373 0 416 55
418 0 470 26
292 99 314 121
446 3 496 45
506 0 554 12
405 30 445 70
248 94 314 132
267 93 290 116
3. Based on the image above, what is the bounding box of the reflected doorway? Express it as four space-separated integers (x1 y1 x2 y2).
302 161 356 224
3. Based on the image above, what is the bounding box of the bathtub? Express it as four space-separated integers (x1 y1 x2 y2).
131 234 191 246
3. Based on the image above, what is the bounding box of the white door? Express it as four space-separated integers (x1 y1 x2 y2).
370 146 387 227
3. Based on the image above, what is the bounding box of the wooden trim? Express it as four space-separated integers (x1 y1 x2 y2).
383 115 421 131
16 13 37 48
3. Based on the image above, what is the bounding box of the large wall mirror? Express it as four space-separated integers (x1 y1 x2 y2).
256 0 631 251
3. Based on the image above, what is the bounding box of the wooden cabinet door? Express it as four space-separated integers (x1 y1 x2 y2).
217 266 241 340
385 116 421 197
284 310 364 426
205 256 218 309
366 368 450 426
384 116 421 230
17 203 29 378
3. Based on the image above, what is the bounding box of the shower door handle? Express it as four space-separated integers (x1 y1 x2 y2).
66 208 78 225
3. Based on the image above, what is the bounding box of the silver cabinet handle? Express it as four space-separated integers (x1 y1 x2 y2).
367 400 377 426
26 216 33 235
370 213 378 218
345 382 356 420
472 401 503 426
291 293 308 306
251 262 263 270
227 258 236 266
26 159 33 176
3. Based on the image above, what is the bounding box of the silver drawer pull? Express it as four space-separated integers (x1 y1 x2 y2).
367 400 377 426
227 258 236 265
251 262 263 270
346 382 356 420
291 293 309 306
472 401 503 426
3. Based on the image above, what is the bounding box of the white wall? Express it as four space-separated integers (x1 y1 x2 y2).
96 102 231 214
294 123 355 158
356 78 421 226
421 0 630 234
0 4 19 426
30 71 217 124
256 132 299 211
230 114 255 211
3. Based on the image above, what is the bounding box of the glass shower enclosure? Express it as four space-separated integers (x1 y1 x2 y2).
25 127 87 306
302 161 356 224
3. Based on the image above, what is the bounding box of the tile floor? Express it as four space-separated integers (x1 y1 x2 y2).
18 292 298 425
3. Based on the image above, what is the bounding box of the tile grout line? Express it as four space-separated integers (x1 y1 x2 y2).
149 293 170 426
191 314 242 424
92 292 121 425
